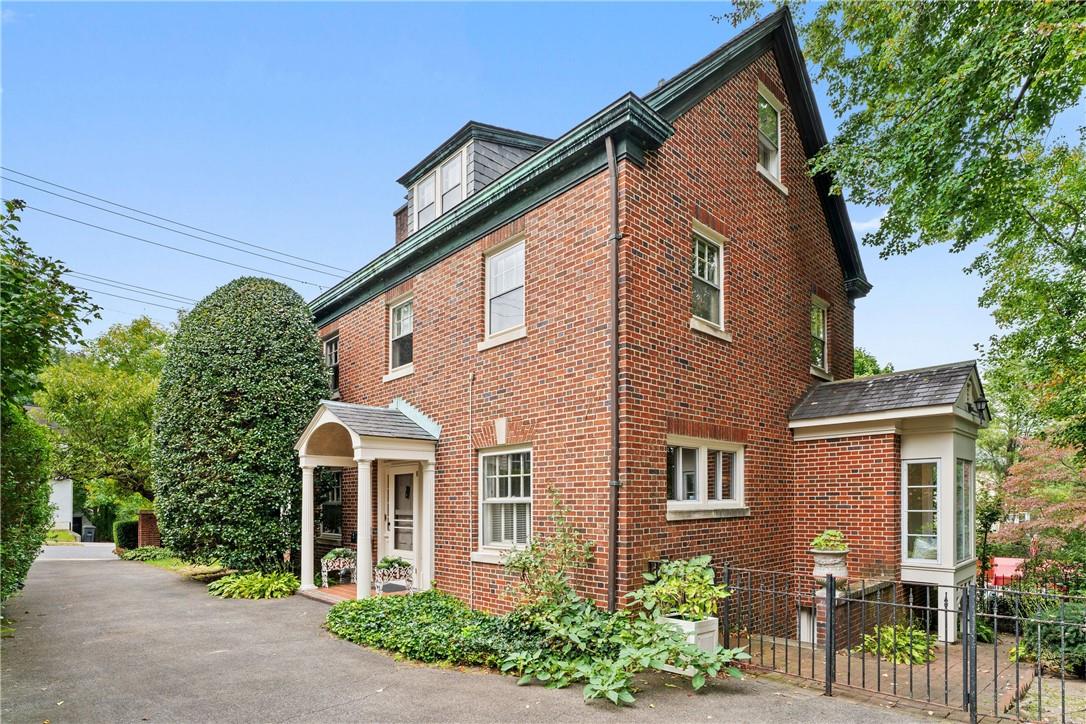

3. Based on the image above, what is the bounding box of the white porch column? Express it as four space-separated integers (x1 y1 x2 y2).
421 459 436 590
300 465 316 591
356 456 375 599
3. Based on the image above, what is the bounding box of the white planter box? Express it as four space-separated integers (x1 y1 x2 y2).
659 615 718 676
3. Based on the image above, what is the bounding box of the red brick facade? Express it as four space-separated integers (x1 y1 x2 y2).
137 510 161 549
314 49 877 612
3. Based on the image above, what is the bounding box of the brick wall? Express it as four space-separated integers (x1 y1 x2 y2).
137 510 161 548
793 433 901 580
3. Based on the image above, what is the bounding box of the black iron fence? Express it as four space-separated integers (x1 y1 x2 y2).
717 565 1085 723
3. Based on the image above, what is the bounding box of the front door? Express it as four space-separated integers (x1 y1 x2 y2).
385 467 416 562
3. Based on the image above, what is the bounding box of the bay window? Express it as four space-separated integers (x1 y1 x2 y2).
955 459 974 562
904 460 939 562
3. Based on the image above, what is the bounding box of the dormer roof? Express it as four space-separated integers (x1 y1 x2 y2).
396 122 551 189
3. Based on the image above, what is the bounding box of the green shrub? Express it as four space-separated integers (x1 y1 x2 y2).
856 624 937 664
0 402 54 601
1021 601 1086 677
121 546 176 561
627 555 729 621
207 571 299 600
112 519 138 550
325 589 531 668
810 529 849 551
154 277 327 571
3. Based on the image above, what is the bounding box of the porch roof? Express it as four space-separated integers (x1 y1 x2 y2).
318 400 436 441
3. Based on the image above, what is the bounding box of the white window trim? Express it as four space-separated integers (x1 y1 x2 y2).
323 334 341 398
902 458 942 566
954 458 975 564
412 145 469 230
810 295 832 380
689 222 728 337
479 236 526 350
477 445 532 554
665 434 747 521
756 82 789 195
387 293 415 379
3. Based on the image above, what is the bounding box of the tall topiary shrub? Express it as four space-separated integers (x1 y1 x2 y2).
153 277 327 571
1 402 55 601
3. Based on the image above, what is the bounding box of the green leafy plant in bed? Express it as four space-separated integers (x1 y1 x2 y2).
207 571 299 599
121 546 177 561
856 624 937 664
628 555 729 620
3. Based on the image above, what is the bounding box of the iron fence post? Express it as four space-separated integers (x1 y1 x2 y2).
967 583 978 724
721 563 731 649
824 574 835 696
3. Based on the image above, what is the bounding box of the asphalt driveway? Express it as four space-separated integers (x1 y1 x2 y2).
1 558 923 723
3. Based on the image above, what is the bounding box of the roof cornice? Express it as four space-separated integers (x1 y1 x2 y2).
312 95 673 325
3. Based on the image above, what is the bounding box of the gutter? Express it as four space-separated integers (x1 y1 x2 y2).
605 135 621 612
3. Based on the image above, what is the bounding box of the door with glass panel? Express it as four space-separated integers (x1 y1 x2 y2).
385 467 416 561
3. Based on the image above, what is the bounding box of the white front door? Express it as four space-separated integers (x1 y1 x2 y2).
384 466 417 562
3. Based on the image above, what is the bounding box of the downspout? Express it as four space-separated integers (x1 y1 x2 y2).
468 370 476 609
605 135 622 612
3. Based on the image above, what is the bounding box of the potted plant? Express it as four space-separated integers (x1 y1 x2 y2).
320 547 356 587
628 555 729 659
809 529 849 579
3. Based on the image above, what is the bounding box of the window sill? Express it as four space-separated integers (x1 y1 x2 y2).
810 366 833 381
470 549 509 565
666 503 750 522
477 325 526 352
689 317 732 343
382 363 415 383
756 164 789 196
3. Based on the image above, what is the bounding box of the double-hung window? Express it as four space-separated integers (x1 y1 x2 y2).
481 449 531 547
758 91 781 179
389 297 414 372
810 298 829 374
692 233 722 327
904 460 939 562
666 437 745 519
323 335 340 396
413 147 467 230
318 470 343 540
955 459 974 562
486 240 525 337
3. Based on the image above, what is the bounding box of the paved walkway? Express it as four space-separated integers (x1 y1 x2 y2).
36 542 118 561
1 559 923 723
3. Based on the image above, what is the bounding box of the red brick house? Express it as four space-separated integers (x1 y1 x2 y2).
293 9 988 630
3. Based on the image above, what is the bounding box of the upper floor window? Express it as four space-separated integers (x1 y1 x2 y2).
692 233 722 326
758 91 781 179
390 297 414 372
323 335 340 396
481 448 531 547
666 437 745 518
486 240 525 336
318 470 343 540
413 147 467 230
810 298 829 374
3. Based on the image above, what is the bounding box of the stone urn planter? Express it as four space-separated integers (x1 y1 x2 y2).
809 529 849 580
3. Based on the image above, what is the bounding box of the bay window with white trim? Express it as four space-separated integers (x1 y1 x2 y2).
480 448 532 547
665 436 745 518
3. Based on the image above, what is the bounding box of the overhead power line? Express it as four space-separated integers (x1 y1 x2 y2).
11 202 325 289
66 271 196 304
1 168 351 274
76 285 187 312
2 176 342 278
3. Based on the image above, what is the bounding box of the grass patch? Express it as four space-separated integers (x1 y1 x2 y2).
45 529 80 545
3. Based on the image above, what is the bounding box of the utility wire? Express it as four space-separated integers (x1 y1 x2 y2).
11 202 325 289
3 176 342 278
1 168 351 273
75 285 186 312
65 272 196 304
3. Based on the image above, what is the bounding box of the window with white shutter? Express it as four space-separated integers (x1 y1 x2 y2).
480 449 531 547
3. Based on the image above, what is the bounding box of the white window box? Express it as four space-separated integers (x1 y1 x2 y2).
382 363 415 383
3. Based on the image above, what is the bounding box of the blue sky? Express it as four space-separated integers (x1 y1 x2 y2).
2 2 998 371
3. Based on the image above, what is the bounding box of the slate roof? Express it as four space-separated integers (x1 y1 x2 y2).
789 361 979 421
321 400 436 441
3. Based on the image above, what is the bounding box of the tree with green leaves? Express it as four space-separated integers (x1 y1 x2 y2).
726 1 1086 451
153 277 327 571
1 199 97 601
853 347 893 377
36 317 171 501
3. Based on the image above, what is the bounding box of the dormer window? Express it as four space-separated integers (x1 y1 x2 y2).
413 147 467 230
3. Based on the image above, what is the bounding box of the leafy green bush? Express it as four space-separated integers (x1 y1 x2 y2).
810 530 849 551
207 571 299 600
121 546 176 561
323 547 356 561
154 277 327 571
325 589 534 668
112 519 138 550
856 624 937 664
0 402 54 601
375 555 409 570
1021 601 1086 677
627 555 729 621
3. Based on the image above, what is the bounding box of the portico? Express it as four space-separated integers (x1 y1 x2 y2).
294 399 438 599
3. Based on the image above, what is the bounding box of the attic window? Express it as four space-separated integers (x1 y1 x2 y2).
413 146 467 230
756 83 786 192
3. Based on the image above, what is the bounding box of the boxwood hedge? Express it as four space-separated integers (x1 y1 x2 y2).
153 277 327 571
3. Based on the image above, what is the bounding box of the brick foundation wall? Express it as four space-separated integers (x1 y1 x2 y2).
137 510 161 548
794 433 901 580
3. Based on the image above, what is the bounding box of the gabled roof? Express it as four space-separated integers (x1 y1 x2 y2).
790 361 982 421
320 399 436 441
397 121 552 188
645 7 869 300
